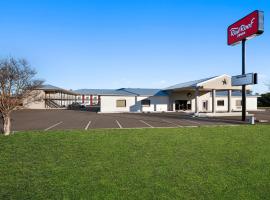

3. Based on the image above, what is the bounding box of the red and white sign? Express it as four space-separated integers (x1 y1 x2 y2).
227 10 264 45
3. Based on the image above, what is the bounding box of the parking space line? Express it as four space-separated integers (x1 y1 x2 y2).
139 120 153 128
115 120 123 128
162 119 183 127
85 121 92 130
44 121 63 131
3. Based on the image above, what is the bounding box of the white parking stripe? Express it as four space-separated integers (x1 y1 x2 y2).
115 120 123 128
85 121 91 130
162 119 183 127
139 120 153 128
44 121 63 131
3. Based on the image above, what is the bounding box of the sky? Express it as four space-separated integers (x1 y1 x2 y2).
0 0 269 93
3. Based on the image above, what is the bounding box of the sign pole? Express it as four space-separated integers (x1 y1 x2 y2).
242 39 246 121
228 10 263 122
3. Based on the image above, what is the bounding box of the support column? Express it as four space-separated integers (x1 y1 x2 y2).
82 95 85 104
61 92 62 106
90 95 93 106
98 95 101 105
195 87 199 114
212 89 216 113
228 89 232 112
135 96 140 112
45 92 47 108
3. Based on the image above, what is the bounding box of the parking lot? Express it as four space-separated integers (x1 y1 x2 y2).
0 109 262 132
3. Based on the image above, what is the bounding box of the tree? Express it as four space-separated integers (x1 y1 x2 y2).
258 93 270 107
0 58 43 136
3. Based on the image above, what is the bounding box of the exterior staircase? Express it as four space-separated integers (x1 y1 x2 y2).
45 99 62 108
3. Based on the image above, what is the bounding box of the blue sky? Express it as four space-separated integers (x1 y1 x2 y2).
0 0 269 93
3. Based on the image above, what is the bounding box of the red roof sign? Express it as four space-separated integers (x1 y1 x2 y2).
227 10 264 45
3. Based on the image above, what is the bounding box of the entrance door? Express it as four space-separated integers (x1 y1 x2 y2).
175 100 188 111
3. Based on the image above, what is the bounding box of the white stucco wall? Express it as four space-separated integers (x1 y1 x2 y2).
100 95 169 113
100 96 135 113
231 96 258 111
193 92 258 112
138 96 169 112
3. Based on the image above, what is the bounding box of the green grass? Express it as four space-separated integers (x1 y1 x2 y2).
1 126 270 199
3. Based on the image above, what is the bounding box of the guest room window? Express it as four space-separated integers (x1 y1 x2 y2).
141 99 151 107
116 100 126 107
217 100 224 106
236 100 242 107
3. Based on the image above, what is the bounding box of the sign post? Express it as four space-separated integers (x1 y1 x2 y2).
242 39 246 121
228 10 264 121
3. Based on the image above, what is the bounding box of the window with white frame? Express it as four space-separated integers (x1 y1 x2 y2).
236 100 242 107
116 100 126 107
217 100 224 106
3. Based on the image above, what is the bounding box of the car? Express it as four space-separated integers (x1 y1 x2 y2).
68 102 85 110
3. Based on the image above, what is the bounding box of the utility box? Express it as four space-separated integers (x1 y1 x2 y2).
247 116 255 125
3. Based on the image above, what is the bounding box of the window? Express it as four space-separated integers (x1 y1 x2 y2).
141 99 151 107
116 100 126 107
236 100 242 107
217 100 224 106
202 101 208 110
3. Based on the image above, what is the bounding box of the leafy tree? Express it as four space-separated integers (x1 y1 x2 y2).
258 93 270 107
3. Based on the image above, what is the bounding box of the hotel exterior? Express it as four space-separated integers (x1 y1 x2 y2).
24 74 259 115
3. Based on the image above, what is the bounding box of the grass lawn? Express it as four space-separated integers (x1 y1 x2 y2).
1 126 270 199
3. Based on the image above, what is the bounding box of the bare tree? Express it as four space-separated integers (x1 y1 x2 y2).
0 58 43 136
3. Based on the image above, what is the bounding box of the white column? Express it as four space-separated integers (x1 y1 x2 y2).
195 88 199 114
228 89 232 112
212 89 216 113
135 96 140 112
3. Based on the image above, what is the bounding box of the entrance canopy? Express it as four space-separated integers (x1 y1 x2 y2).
165 74 251 92
164 74 252 115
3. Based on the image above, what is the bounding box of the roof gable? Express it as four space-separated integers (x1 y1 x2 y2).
165 76 217 90
165 74 251 91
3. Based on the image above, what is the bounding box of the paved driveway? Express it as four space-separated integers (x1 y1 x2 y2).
0 109 253 132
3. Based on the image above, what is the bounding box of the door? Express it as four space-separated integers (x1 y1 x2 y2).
175 100 188 111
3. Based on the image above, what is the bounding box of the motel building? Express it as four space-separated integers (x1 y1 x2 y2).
24 74 258 116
